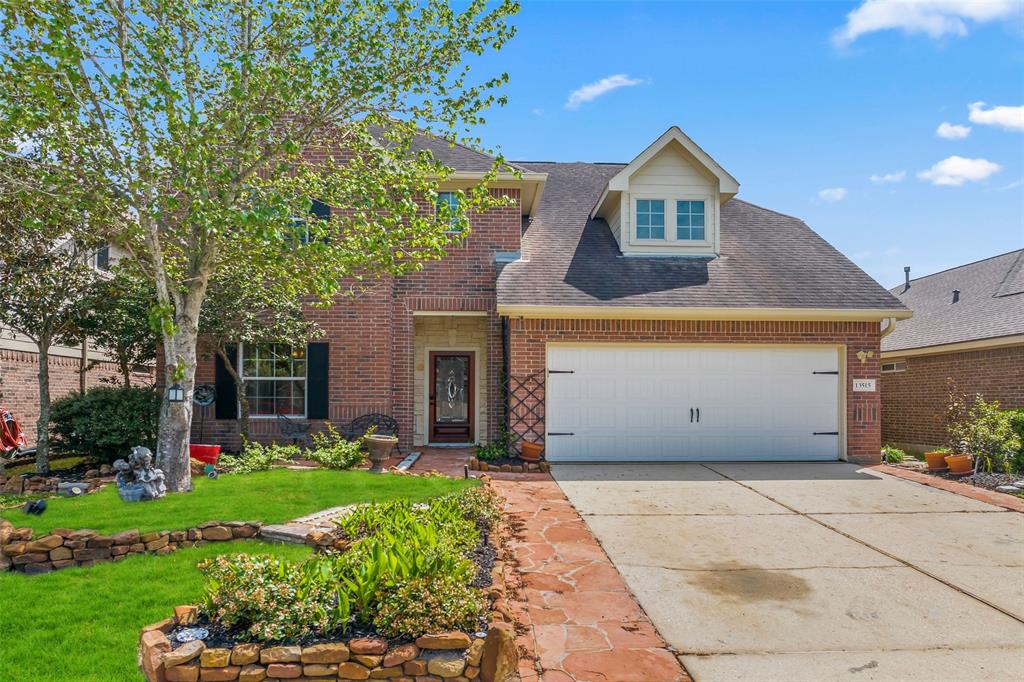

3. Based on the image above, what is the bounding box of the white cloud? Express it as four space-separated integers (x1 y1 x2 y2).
996 178 1024 191
818 187 848 202
565 74 646 110
870 170 906 184
917 155 1001 186
833 0 1019 46
936 122 971 139
968 101 1024 131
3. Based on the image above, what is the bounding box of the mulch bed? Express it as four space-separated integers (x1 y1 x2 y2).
894 461 1023 495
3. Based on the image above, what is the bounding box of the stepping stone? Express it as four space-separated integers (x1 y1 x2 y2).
258 524 313 545
395 452 422 472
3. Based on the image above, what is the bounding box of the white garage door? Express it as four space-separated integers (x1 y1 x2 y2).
545 345 841 462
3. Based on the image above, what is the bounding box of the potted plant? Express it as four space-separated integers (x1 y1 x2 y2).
924 448 949 472
363 427 397 473
520 440 544 462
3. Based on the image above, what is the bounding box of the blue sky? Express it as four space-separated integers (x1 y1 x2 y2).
468 1 1024 289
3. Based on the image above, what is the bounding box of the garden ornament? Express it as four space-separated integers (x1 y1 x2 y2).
175 627 209 643
113 446 167 502
22 499 46 515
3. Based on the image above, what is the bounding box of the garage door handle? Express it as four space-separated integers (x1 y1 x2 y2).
548 432 574 436
813 431 839 435
690 408 694 423
696 408 700 423
813 371 839 375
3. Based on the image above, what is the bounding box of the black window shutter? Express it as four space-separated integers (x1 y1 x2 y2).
306 343 329 420
214 345 239 420
310 199 330 220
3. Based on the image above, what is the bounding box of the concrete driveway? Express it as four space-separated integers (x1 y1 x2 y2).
552 462 1024 682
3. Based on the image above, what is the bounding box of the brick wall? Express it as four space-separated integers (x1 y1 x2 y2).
507 318 883 464
0 348 153 446
881 344 1024 451
188 189 522 452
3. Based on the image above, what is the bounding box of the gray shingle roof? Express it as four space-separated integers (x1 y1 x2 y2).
409 132 529 173
882 249 1024 352
496 161 908 313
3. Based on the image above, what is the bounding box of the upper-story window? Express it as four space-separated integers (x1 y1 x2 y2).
676 200 705 241
435 191 462 232
94 243 110 271
635 199 665 240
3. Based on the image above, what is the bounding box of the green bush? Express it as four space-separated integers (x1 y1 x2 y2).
220 440 299 474
881 445 906 464
947 394 1021 472
373 575 485 638
475 429 511 461
1005 409 1024 473
307 425 365 470
49 387 160 463
199 554 348 641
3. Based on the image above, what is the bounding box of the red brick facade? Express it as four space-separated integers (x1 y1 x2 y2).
190 188 522 451
0 348 153 445
880 344 1024 450
506 318 884 464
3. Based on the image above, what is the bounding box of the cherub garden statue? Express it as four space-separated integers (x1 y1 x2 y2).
113 446 167 502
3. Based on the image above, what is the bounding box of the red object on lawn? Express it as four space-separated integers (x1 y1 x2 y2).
189 444 222 465
0 406 26 455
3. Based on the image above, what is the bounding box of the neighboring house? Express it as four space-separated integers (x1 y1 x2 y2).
880 250 1024 453
195 126 909 465
0 244 153 446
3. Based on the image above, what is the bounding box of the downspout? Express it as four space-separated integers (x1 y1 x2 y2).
880 317 898 339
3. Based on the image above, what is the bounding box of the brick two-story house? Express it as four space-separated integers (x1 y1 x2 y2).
193 127 910 465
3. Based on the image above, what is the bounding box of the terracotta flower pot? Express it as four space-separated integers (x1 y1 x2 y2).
520 441 544 462
945 454 973 475
924 451 948 471
365 434 398 473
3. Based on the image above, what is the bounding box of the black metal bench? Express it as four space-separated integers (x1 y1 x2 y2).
277 414 312 446
340 413 401 455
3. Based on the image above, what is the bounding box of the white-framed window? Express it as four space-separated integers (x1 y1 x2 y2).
676 200 706 241
636 199 665 240
94 243 110 271
435 191 462 232
881 361 907 373
240 343 307 416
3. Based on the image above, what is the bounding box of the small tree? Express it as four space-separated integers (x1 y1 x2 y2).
0 154 114 474
946 388 1022 473
1 0 519 492
200 263 318 443
80 263 160 388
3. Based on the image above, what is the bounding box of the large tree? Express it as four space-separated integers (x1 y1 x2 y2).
0 153 114 474
0 0 519 491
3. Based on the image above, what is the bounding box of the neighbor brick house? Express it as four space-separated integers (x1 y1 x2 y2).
194 127 910 465
880 250 1024 453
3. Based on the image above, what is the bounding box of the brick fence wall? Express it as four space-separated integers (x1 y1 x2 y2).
880 344 1024 451
507 318 884 464
0 348 153 446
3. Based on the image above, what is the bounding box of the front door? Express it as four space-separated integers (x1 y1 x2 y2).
429 351 474 443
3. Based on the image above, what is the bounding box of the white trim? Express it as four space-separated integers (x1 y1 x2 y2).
422 346 481 445
881 335 1024 359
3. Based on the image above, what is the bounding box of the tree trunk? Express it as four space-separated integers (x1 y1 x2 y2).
217 346 250 444
155 325 199 492
79 338 88 394
35 340 52 475
119 355 132 388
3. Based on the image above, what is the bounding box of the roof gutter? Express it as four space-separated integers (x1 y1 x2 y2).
881 334 1024 359
496 304 914 322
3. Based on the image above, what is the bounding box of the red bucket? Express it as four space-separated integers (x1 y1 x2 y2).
189 444 222 465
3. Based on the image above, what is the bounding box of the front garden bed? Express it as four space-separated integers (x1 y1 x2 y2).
138 483 519 682
468 456 548 474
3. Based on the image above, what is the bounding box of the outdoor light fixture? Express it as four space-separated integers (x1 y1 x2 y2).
167 384 185 403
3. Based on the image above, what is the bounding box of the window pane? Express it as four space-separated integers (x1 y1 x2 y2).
692 227 705 240
242 355 256 376
651 224 664 239
650 199 664 214
637 225 650 239
678 213 690 227
637 213 650 227
692 201 704 215
637 199 649 212
693 214 704 227
292 360 306 378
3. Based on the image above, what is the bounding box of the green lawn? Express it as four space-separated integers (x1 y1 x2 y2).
2 469 473 536
0 541 312 681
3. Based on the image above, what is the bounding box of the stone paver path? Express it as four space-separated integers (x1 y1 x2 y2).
492 477 689 682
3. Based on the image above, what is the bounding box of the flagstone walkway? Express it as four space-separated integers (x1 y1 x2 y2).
492 477 690 682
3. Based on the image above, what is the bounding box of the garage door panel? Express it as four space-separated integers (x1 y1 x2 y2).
546 345 840 462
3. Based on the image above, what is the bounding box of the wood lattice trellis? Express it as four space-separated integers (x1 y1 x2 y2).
503 370 545 444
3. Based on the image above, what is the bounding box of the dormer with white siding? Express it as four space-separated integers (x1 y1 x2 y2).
592 126 739 257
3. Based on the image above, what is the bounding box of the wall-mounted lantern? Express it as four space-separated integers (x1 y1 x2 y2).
167 384 185 403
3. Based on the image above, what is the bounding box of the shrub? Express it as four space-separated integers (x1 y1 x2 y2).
443 486 502 531
307 425 365 470
373 575 485 638
881 445 906 464
1005 409 1024 473
199 554 349 641
946 392 1022 473
475 429 511 461
219 439 299 474
49 387 159 463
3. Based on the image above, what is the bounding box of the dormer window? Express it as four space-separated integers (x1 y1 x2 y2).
636 199 665 240
676 201 705 241
436 191 462 232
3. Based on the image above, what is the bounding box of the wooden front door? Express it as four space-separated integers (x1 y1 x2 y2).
429 351 474 443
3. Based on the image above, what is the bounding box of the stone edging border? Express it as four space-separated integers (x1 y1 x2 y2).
0 520 262 575
140 477 521 681
872 464 1024 513
468 458 549 474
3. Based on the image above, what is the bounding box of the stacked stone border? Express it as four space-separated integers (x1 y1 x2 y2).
467 458 548 474
0 519 262 575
